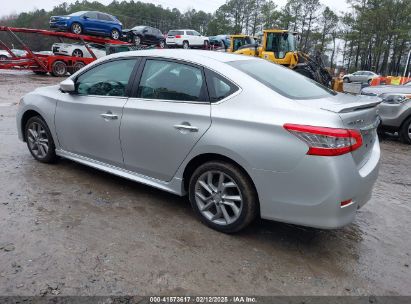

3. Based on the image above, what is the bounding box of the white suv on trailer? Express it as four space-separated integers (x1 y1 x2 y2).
166 30 209 49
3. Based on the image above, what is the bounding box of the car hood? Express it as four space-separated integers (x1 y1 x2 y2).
361 85 411 95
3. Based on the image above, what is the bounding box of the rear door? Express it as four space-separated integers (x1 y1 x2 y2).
82 12 100 33
120 58 211 181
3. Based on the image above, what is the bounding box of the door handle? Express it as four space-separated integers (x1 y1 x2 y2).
100 112 118 120
174 124 199 132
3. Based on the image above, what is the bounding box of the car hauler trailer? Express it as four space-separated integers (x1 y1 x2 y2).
0 26 129 76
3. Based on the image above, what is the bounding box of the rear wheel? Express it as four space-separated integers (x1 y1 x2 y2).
134 35 142 45
204 40 210 49
111 29 120 40
70 22 82 35
399 116 411 144
159 40 165 49
0 55 8 61
189 161 258 233
343 77 350 83
25 116 57 163
51 60 67 77
183 41 190 49
68 61 85 75
72 49 83 57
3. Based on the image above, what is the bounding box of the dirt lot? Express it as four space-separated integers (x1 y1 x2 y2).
0 70 410 296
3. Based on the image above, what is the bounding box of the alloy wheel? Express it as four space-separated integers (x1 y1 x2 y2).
111 29 120 40
72 23 82 34
27 122 49 159
134 36 141 45
194 170 243 226
72 49 83 57
183 42 189 49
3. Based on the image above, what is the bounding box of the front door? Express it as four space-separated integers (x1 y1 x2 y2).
121 58 211 181
55 58 139 167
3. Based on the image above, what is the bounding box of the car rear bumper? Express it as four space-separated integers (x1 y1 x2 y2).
251 139 380 229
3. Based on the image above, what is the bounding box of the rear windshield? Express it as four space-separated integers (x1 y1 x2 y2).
168 30 184 36
228 60 336 100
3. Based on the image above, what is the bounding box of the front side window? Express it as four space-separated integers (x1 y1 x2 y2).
98 13 112 21
83 12 98 19
137 59 206 102
205 70 238 102
76 59 138 96
228 59 335 100
186 31 195 36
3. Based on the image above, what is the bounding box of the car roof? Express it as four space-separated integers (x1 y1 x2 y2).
105 49 256 64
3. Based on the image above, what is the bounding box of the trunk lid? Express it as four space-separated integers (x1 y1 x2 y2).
297 93 381 168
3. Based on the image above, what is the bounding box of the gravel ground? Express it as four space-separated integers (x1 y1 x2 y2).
0 70 410 296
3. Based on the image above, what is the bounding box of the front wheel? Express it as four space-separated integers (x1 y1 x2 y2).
0 55 8 61
134 35 142 45
399 117 411 145
111 29 120 40
183 41 190 49
159 40 165 49
189 161 258 233
343 77 350 83
70 22 82 35
72 49 83 57
25 116 57 163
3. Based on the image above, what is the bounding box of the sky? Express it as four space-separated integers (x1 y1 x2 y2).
1 0 350 18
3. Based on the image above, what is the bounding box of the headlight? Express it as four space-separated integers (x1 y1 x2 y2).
381 94 411 104
60 17 70 20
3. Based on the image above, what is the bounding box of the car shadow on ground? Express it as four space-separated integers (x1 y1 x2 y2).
50 157 365 254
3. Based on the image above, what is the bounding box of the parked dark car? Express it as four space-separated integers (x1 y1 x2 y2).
122 26 165 48
50 11 122 40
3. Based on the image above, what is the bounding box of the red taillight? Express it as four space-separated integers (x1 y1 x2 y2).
340 199 353 207
284 124 363 156
175 35 181 38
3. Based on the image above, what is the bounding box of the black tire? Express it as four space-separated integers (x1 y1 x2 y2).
343 77 350 83
159 40 166 49
68 61 86 75
399 116 411 145
0 55 8 61
70 22 83 35
51 60 67 77
188 161 258 233
204 40 210 49
294 67 315 80
25 116 57 163
183 41 190 49
134 35 142 45
72 49 83 57
111 29 120 40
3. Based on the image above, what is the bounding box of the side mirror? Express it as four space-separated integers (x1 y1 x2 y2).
60 79 75 93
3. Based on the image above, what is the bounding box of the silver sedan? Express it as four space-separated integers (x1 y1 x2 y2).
16 50 381 233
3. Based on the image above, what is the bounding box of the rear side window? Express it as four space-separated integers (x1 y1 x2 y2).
98 13 113 21
137 59 206 102
205 70 239 102
228 60 335 100
76 59 138 97
168 31 184 36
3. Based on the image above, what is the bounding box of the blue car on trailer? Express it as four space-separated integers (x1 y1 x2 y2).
50 11 122 40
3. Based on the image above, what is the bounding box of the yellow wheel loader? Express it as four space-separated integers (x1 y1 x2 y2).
233 30 332 87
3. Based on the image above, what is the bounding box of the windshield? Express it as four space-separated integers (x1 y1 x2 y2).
228 59 335 100
68 11 87 16
132 26 146 31
233 37 255 52
265 32 297 59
